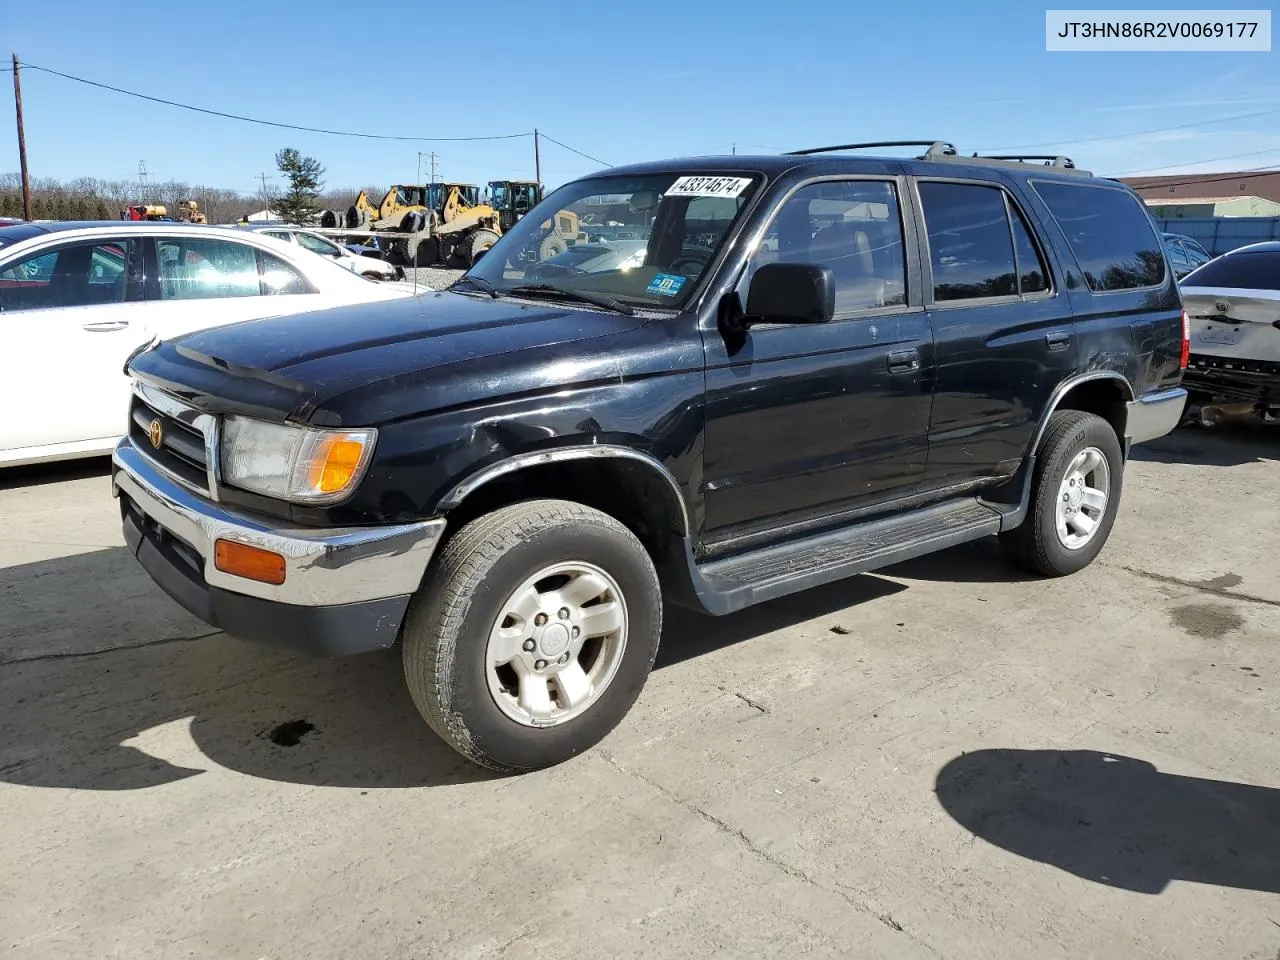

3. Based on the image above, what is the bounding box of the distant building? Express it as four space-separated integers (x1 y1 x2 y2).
1122 170 1280 205
1141 195 1280 219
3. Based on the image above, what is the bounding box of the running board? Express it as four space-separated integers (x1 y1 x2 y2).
689 499 1003 615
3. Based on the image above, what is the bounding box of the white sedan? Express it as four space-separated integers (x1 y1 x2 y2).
0 221 422 468
242 225 402 281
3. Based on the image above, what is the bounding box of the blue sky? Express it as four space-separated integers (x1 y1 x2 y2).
5 0 1278 194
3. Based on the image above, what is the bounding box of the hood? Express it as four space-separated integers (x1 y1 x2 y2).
128 291 650 424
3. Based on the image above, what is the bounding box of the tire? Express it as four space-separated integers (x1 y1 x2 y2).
1000 410 1124 577
400 211 424 234
320 209 339 229
538 235 566 260
402 499 662 773
413 237 440 266
345 205 368 229
468 228 501 266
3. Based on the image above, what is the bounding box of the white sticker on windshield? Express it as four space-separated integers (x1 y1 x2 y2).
664 176 753 198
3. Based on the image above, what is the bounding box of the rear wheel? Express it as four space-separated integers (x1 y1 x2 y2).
402 500 662 772
1000 410 1123 576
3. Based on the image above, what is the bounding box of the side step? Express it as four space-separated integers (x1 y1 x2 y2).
690 499 1002 615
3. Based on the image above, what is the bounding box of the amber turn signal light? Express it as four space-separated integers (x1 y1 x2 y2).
214 539 286 586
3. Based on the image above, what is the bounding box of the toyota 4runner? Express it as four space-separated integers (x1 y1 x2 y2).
113 141 1188 772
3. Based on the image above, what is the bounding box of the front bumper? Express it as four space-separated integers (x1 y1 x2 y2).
112 439 445 656
1125 387 1188 445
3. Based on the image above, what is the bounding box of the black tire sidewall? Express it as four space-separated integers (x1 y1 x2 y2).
440 522 660 770
1033 416 1124 574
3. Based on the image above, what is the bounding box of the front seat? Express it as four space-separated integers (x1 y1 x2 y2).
808 222 885 312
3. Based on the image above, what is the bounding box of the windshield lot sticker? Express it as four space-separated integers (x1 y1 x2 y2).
647 273 687 297
665 176 753 198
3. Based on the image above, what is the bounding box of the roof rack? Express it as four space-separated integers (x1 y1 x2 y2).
974 154 1077 169
786 140 957 158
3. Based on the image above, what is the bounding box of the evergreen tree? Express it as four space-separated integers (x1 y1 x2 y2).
271 147 325 225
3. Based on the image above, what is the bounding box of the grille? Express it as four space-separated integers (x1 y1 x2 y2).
128 385 217 497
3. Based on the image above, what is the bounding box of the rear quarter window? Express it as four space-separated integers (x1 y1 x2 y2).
1182 251 1280 291
1032 181 1165 291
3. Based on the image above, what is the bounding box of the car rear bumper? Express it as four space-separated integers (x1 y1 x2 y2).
1184 354 1280 404
1126 387 1188 445
112 439 445 656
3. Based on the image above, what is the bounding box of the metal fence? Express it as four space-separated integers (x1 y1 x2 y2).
1155 216 1280 256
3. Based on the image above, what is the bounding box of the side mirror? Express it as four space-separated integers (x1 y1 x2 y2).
744 262 835 325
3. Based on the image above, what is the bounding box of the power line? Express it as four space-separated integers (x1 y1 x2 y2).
537 132 609 167
16 60 532 143
1113 148 1280 177
981 104 1280 153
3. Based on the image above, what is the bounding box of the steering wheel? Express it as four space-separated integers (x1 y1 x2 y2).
667 252 709 276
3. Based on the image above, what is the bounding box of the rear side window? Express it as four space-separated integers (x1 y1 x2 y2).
1033 182 1164 291
919 182 1050 302
157 237 260 300
1182 250 1280 291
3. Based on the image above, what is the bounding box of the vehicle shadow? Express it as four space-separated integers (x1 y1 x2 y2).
0 455 112 491
934 748 1280 895
1 546 906 792
1129 420 1278 468
880 535 1041 584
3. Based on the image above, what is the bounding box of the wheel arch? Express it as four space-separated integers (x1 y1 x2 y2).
434 445 691 560
1031 371 1134 452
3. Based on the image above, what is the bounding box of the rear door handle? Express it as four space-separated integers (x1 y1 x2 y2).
887 348 920 373
82 320 130 332
1046 330 1071 351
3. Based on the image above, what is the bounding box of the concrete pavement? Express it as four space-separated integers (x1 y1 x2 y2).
1 421 1277 959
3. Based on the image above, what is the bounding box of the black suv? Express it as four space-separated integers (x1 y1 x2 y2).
114 141 1187 772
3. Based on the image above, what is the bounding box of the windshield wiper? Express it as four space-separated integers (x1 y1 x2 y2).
448 274 499 298
507 283 635 316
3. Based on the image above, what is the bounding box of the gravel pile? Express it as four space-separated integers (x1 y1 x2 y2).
400 267 464 291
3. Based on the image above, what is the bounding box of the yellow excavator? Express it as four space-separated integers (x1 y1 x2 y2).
316 183 501 267
315 180 584 268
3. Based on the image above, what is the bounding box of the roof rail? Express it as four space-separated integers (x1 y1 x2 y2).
975 154 1077 169
786 140 957 158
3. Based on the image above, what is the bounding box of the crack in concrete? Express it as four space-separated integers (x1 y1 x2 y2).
0 630 222 666
1110 565 1280 609
598 753 943 954
732 691 769 714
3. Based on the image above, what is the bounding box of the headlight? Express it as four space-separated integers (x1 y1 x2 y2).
219 416 376 504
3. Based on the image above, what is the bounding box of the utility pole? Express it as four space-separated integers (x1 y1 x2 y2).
429 152 438 183
533 128 542 190
137 160 149 198
12 54 32 221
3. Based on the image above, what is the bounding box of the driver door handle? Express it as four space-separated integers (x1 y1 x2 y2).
82 320 130 332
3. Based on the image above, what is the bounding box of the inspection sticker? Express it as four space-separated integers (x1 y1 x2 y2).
647 273 687 297
664 176 753 198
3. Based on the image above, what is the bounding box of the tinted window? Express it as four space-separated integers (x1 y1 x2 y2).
919 182 1016 301
1010 202 1049 294
157 237 259 300
1165 239 1190 272
0 239 139 312
1182 251 1280 291
751 180 907 314
1033 182 1164 291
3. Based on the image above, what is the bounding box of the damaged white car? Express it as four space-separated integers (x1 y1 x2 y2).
1179 241 1280 425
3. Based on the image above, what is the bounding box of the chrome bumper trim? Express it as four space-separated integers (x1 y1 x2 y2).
112 439 444 606
1126 387 1188 446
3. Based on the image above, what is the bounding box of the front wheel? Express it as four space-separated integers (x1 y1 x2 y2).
1000 410 1124 576
402 500 662 772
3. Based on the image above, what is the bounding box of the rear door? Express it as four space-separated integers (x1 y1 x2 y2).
149 234 327 338
916 177 1076 488
0 236 150 452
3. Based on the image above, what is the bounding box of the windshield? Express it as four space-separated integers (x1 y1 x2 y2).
466 172 762 309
